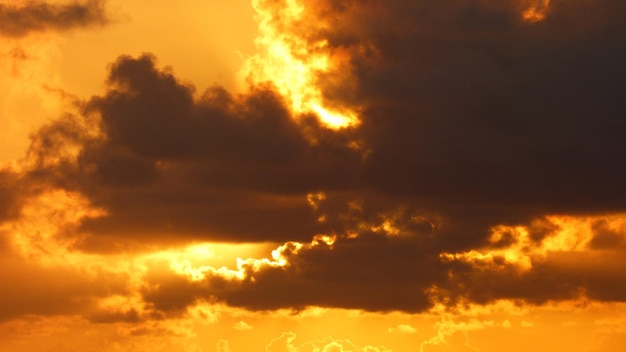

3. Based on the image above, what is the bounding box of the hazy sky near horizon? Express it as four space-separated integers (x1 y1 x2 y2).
1 0 626 351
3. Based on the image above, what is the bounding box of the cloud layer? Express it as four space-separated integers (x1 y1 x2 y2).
0 0 107 37
2 0 626 321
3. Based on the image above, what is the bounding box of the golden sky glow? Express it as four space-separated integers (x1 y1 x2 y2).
2 0 626 351
241 0 360 129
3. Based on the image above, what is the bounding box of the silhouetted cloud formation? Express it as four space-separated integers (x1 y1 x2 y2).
0 0 107 37
4 0 626 316
23 54 361 246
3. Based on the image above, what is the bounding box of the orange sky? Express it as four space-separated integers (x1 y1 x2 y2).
0 0 257 162
1 0 626 351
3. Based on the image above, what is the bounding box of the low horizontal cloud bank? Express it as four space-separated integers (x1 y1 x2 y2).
0 0 108 37
1 0 626 318
138 214 626 315
141 229 441 313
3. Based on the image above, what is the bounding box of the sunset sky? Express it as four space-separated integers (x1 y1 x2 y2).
1 0 626 351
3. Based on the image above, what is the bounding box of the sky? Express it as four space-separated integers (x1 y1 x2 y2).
1 0 626 351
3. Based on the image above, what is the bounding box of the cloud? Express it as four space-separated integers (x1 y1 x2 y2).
0 0 108 37
139 229 441 313
265 332 391 352
438 214 626 306
233 320 253 331
419 318 505 352
16 0 626 246
266 332 298 352
387 324 416 334
18 53 361 247
0 169 22 222
0 248 129 322
3 0 626 319
336 0 626 231
135 211 626 315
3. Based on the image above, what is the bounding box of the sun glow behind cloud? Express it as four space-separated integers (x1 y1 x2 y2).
441 214 626 272
3 0 626 351
522 0 551 22
241 0 359 129
4 178 626 350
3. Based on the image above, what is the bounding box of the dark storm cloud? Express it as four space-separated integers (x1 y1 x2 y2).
0 0 107 37
307 0 626 245
22 54 361 247
11 0 626 315
145 0 626 313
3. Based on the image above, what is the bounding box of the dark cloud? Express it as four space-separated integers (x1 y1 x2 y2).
309 0 626 244
140 229 440 314
9 0 626 315
0 0 107 37
140 218 626 314
213 239 437 312
438 249 626 307
22 54 362 247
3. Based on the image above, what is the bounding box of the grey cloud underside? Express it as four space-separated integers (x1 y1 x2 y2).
8 0 626 313
0 0 107 37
